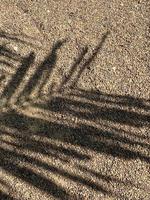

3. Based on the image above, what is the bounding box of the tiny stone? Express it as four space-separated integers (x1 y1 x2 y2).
13 46 18 51
68 19 72 24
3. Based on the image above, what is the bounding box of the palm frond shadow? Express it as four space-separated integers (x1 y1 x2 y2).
0 31 149 199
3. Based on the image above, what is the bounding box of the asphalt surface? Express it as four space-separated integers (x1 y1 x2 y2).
0 1 150 200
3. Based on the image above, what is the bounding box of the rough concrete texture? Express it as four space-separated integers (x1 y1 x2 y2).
0 1 150 200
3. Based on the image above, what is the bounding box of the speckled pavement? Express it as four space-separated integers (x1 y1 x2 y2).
0 1 150 200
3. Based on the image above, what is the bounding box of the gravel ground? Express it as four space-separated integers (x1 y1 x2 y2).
0 1 150 200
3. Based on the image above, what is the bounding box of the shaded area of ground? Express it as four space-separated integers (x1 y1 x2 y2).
0 2 150 198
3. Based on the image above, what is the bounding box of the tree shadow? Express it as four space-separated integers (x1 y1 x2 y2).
1 109 149 163
1 94 149 199
58 31 110 91
0 30 42 49
0 31 149 199
33 93 150 128
1 52 35 104
17 39 67 101
0 191 19 200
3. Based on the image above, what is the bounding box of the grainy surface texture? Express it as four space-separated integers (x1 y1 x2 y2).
0 1 150 200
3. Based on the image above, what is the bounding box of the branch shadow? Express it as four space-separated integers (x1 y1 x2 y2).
0 31 149 199
17 39 67 101
1 51 35 104
0 30 42 49
34 94 150 128
0 191 19 200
